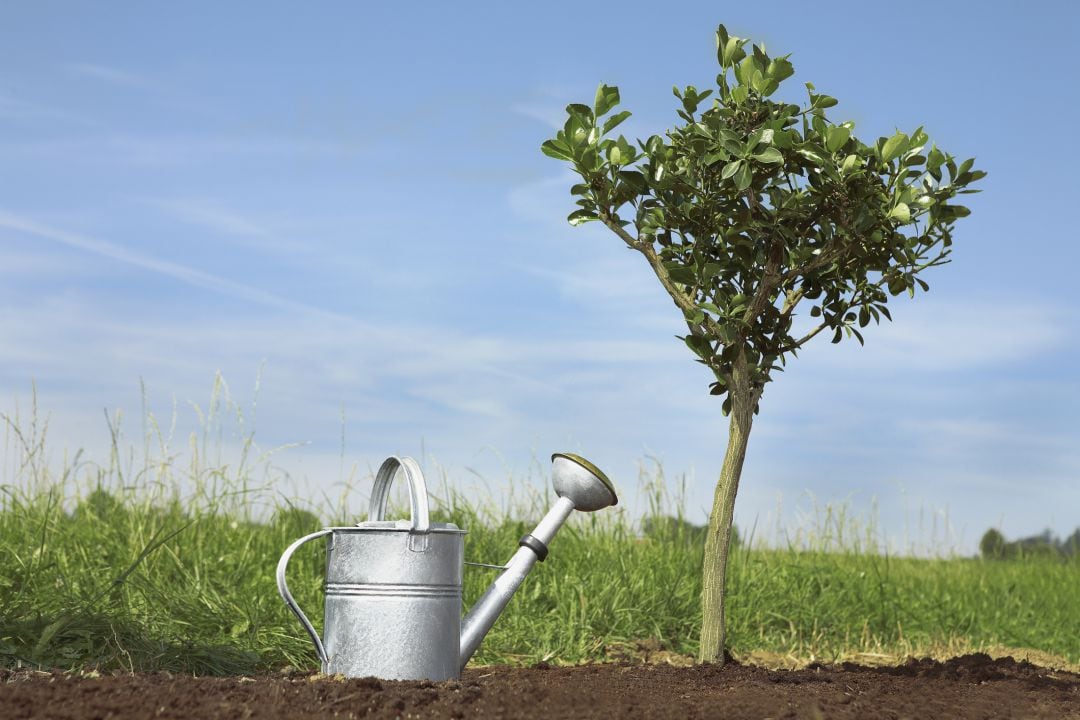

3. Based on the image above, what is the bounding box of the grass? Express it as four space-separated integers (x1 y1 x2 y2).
2 381 1078 674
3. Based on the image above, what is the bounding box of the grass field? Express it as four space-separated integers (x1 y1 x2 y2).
2 394 1077 674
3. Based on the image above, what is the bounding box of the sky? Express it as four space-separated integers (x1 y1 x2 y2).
1 2 1077 554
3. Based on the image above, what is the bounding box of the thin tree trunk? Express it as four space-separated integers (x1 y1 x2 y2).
698 365 755 664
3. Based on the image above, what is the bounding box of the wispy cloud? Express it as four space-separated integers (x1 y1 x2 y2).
0 210 325 316
0 134 361 166
0 90 94 126
794 299 1068 372
152 199 267 237
143 198 307 254
64 63 149 90
510 102 566 129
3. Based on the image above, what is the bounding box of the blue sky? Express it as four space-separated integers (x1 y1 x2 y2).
2 2 1077 553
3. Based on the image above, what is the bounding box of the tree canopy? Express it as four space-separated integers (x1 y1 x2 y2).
543 25 984 414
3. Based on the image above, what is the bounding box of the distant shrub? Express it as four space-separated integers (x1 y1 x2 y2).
980 527 1080 560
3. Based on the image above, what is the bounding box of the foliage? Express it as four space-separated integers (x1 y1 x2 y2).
980 527 1080 560
979 528 1007 559
542 24 985 410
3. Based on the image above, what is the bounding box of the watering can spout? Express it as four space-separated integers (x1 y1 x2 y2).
458 453 618 671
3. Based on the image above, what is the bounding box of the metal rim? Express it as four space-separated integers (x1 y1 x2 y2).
550 452 618 504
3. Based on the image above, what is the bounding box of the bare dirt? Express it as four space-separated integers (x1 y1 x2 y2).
2 654 1077 719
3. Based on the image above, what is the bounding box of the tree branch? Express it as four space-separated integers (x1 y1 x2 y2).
780 246 844 283
598 211 645 252
598 211 725 340
742 239 782 327
779 321 829 352
780 287 804 316
741 191 783 328
776 241 948 354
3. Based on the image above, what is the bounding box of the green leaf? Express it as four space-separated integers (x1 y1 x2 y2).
767 56 795 83
683 334 712 358
593 84 620 117
541 140 574 161
608 144 623 165
720 35 746 67
566 103 594 126
721 160 742 180
841 154 859 173
567 209 598 226
617 170 646 192
825 126 851 153
888 203 911 223
880 132 908 163
703 151 726 166
752 147 783 164
667 265 695 283
602 110 632 135
734 163 752 191
716 23 729 56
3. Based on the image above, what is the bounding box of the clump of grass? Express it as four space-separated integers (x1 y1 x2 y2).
1 380 1077 674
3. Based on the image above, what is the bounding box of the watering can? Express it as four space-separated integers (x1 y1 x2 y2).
276 452 618 680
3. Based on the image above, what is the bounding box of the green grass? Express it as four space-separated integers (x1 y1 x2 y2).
2 386 1078 674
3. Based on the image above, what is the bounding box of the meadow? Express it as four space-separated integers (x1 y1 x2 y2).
1 389 1077 675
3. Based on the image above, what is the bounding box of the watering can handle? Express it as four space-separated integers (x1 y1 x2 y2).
276 529 332 666
368 456 431 533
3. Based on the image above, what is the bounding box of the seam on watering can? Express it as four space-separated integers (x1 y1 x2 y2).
325 582 461 598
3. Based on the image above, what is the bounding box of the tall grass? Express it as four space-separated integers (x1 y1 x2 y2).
1 382 1077 673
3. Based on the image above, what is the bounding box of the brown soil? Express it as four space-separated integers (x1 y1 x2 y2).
2 654 1077 719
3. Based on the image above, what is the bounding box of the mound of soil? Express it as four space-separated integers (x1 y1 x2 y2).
2 654 1077 719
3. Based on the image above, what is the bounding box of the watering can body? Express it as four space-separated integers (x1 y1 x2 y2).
323 523 464 679
277 453 617 681
277 457 466 680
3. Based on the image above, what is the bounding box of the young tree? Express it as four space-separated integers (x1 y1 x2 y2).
542 24 984 663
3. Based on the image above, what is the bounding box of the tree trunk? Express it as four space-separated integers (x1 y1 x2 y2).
698 365 755 664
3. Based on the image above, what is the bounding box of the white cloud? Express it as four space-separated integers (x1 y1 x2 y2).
0 134 358 167
0 90 98 127
510 102 566 130
150 198 267 237
64 63 149 89
507 173 579 226
867 301 1065 369
0 210 329 316
783 296 1067 374
140 197 309 254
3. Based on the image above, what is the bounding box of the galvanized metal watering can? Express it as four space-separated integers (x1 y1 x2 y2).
276 452 617 680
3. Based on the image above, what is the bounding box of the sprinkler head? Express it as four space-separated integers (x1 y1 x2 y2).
551 453 618 512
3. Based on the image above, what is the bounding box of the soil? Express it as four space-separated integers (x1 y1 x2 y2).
2 654 1077 720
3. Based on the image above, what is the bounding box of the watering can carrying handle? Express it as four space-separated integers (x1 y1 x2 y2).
276 529 332 666
368 455 431 534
